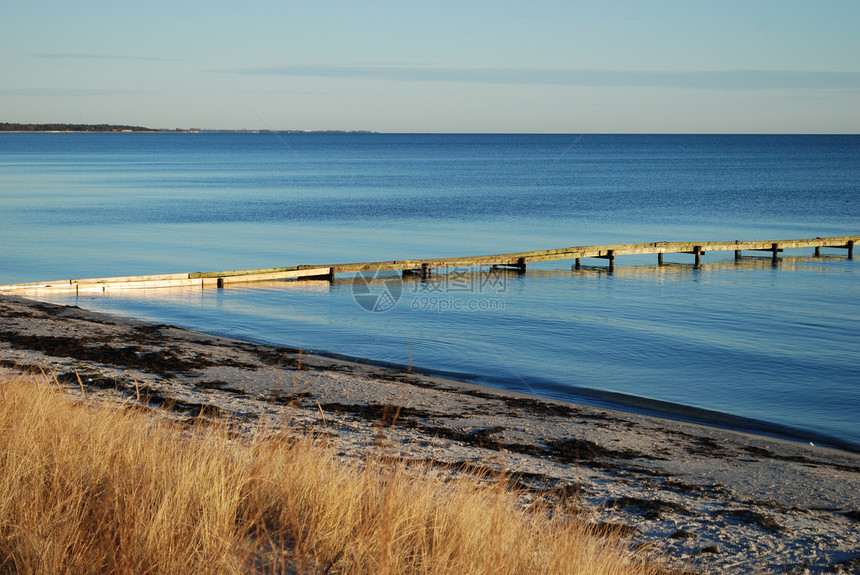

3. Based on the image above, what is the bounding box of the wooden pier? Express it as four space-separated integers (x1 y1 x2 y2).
0 235 855 294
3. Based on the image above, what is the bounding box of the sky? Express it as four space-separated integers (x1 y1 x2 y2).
2 0 859 133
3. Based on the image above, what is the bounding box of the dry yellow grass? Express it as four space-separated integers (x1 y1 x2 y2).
0 371 668 574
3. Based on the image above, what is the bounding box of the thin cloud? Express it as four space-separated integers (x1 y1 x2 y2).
0 88 151 96
226 64 860 91
33 53 181 62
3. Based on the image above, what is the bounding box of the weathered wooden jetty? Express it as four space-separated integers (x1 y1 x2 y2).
0 235 855 294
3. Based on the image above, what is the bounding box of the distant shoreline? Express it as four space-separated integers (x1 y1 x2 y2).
0 130 199 134
0 123 375 134
0 122 187 133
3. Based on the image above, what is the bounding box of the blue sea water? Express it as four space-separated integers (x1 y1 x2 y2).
1 133 858 449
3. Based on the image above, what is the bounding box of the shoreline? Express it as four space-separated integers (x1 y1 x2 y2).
233 341 860 455
2 294 859 573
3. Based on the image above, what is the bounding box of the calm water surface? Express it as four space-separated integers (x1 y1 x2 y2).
2 133 858 449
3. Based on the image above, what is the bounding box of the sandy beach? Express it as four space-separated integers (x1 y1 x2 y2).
1 294 858 574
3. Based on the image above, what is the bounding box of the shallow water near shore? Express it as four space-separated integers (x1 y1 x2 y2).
2 133 858 448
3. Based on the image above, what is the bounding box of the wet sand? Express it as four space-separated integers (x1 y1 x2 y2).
2 294 859 574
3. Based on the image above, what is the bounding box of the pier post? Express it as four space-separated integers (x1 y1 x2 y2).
849 240 855 260
421 263 431 279
607 250 615 271
657 252 663 266
734 250 741 260
574 258 581 270
814 246 821 257
771 243 780 263
216 277 224 289
693 246 703 267
516 257 526 274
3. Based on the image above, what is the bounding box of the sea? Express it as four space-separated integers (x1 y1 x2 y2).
1 133 858 450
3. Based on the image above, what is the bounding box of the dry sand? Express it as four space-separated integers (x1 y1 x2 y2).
1 294 858 574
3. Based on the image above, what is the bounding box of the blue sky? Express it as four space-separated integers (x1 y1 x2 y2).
2 1 859 132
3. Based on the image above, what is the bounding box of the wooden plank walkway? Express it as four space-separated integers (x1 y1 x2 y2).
1 235 855 294
0 268 331 294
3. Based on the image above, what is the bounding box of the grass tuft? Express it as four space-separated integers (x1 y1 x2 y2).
0 370 668 574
